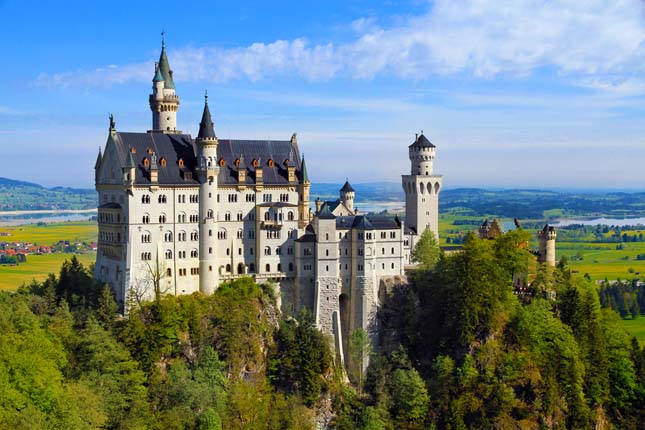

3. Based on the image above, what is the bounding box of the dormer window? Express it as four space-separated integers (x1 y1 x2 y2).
146 148 153 154
252 159 259 167
130 147 136 154
219 158 226 167
160 157 167 167
143 157 150 167
178 158 184 168
235 158 240 167
284 159 289 166
267 159 274 167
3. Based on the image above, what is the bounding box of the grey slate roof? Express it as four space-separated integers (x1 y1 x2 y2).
158 44 175 89
335 215 399 230
340 180 354 192
317 204 336 219
409 133 435 149
197 100 216 139
110 132 304 186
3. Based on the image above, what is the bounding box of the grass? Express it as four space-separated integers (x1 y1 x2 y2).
0 221 98 290
0 253 96 290
558 241 645 280
0 221 97 244
617 315 645 346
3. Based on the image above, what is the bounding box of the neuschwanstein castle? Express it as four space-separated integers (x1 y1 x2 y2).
94 39 441 361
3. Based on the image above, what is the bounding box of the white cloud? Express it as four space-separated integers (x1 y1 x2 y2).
36 0 645 88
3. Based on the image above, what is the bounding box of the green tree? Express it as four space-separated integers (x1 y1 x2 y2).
411 228 440 269
389 368 429 429
349 328 372 393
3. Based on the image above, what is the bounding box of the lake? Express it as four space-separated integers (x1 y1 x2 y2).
0 210 97 226
553 217 645 227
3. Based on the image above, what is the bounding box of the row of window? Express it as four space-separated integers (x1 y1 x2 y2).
164 250 199 259
140 192 297 206
99 231 121 243
98 212 121 223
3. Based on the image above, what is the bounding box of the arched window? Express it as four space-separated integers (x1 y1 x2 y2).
264 246 271 256
237 263 245 274
219 158 226 167
164 231 173 242
288 211 294 221
142 214 150 224
165 249 172 259
166 268 172 276
143 157 149 167
267 159 274 167
226 264 231 273
265 263 271 273
264 212 271 221
160 157 167 167
178 158 184 168
207 209 214 218
218 228 227 240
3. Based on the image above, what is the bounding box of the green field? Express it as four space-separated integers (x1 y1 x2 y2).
0 221 97 290
618 315 645 346
0 252 96 290
0 221 97 244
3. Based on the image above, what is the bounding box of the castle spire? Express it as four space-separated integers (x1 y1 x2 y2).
94 146 102 169
197 91 216 140
157 32 175 90
300 154 309 183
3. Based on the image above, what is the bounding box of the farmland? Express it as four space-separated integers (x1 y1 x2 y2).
0 221 97 290
0 252 96 290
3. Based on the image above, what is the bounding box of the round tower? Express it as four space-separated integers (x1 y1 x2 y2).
196 92 219 294
340 180 355 212
409 133 436 176
538 225 557 267
149 34 180 133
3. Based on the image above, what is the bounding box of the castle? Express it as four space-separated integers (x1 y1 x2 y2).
93 39 441 363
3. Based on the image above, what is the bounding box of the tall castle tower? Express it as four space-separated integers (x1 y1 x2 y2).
402 133 442 238
538 224 557 266
149 34 180 133
196 93 219 294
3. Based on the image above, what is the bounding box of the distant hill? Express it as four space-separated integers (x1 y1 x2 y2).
314 183 645 220
0 177 44 189
0 177 96 212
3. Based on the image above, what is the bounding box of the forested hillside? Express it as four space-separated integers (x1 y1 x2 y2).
0 177 96 211
1 233 645 429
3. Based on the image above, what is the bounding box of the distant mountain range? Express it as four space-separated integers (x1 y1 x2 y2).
0 177 97 212
2 177 645 219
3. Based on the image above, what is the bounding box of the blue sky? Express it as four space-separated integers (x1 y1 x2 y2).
2 0 645 189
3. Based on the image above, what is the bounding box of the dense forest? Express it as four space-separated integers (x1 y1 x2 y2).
2 230 645 429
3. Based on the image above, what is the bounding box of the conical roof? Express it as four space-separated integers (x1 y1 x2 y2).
409 133 435 148
158 41 175 90
153 62 164 82
197 95 216 139
340 180 354 193
300 155 309 182
94 147 102 169
124 150 135 168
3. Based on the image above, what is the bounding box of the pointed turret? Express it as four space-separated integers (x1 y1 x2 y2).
94 147 102 170
149 33 180 133
125 150 135 168
197 92 216 140
300 155 309 183
340 179 355 212
153 62 164 83
157 33 175 89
